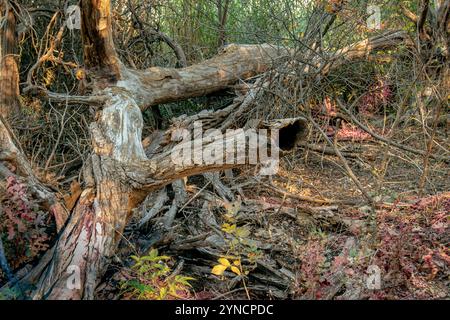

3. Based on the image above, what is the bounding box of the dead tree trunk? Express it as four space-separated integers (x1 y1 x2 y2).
0 0 410 300
0 0 20 117
5 0 296 300
27 89 307 299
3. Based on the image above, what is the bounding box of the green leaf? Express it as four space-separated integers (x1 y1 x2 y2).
149 249 158 259
235 226 250 238
175 276 195 287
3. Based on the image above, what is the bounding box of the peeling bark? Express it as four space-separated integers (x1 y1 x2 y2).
80 0 121 83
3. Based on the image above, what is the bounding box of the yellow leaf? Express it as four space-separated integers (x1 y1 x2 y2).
221 223 237 234
158 286 169 300
233 260 241 266
230 266 241 275
218 258 231 267
211 264 228 276
75 68 85 80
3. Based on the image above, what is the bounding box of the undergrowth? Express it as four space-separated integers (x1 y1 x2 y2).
120 249 195 300
0 176 53 270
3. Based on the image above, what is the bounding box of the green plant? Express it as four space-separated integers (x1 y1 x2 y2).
0 287 21 300
210 200 262 299
121 249 194 300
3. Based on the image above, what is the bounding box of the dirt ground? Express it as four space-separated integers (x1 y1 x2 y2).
94 125 449 300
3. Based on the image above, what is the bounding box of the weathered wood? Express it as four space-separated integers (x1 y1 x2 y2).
78 1 288 109
0 1 20 117
24 87 307 299
0 0 411 300
80 0 121 83
117 44 288 109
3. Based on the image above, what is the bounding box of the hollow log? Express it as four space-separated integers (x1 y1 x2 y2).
25 89 307 299
0 0 410 300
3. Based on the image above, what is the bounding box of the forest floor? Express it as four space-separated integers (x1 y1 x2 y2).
0 113 448 300
94 122 449 300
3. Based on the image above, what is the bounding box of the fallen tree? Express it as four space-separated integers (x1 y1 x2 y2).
0 0 414 300
1 0 305 299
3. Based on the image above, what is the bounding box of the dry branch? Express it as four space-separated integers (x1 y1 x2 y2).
1 0 418 300
336 99 449 163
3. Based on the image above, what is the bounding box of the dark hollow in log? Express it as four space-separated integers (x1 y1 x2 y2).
276 118 308 151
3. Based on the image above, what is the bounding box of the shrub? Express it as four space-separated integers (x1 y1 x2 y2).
120 249 195 300
0 176 51 269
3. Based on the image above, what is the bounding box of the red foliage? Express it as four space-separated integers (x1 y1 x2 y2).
358 78 393 115
334 122 372 141
297 239 327 298
371 193 449 299
293 193 448 300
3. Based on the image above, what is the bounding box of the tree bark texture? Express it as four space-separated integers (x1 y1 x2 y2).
0 0 20 117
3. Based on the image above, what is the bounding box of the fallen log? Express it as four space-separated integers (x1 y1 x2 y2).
0 0 411 300
16 88 307 299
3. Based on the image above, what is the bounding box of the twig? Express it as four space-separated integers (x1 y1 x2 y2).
256 178 352 205
306 112 374 206
419 89 445 193
336 98 448 163
298 141 359 158
138 188 169 228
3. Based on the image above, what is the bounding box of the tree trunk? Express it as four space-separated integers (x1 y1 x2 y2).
80 0 122 83
27 87 307 299
0 0 410 300
217 0 231 48
117 43 287 109
0 0 20 117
